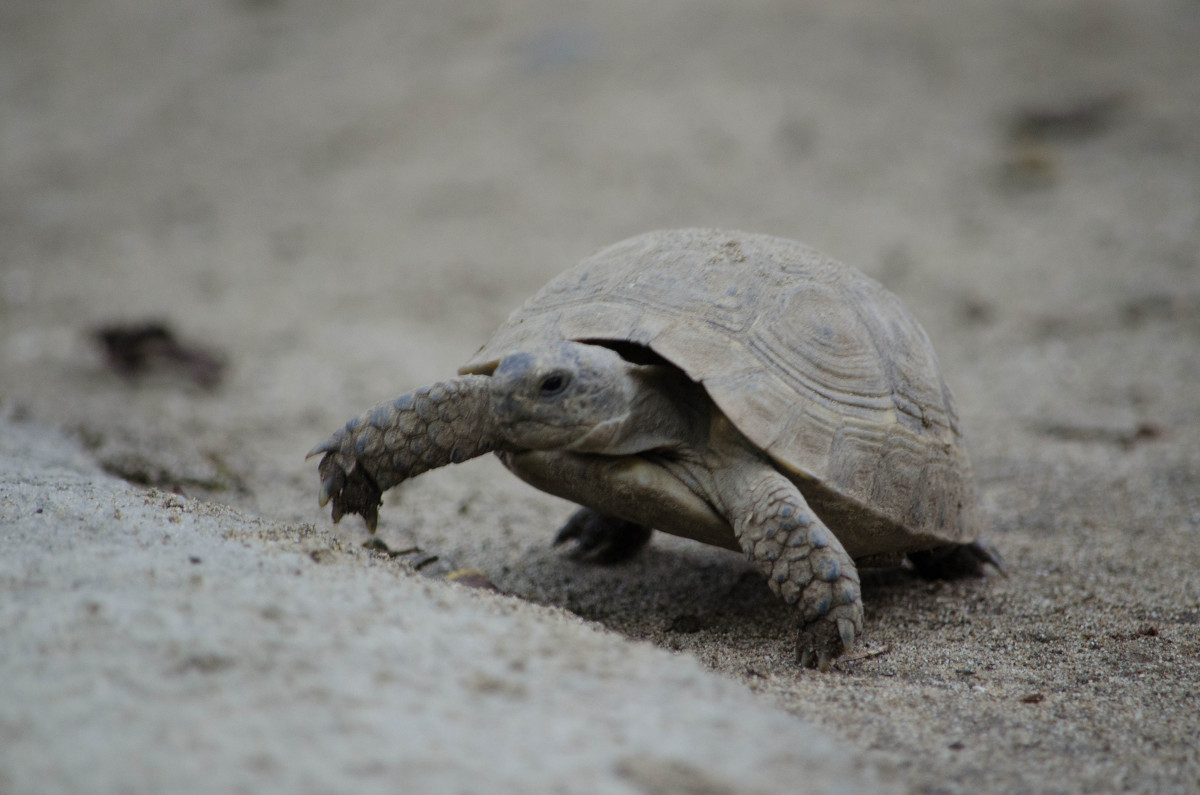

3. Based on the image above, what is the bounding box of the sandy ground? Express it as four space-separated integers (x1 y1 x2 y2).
2 0 1199 793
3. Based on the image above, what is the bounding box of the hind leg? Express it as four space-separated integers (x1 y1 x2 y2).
907 540 1003 580
553 508 653 564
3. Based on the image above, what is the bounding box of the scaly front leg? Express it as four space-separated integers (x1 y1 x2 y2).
307 375 500 532
719 469 863 670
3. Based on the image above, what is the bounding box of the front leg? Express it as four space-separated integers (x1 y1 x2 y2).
726 471 863 670
307 375 500 532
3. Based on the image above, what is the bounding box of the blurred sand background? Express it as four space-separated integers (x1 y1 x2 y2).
2 1 1198 792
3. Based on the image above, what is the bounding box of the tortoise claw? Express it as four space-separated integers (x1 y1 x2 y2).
797 612 859 670
317 459 347 508
314 451 382 533
551 520 581 548
306 433 342 460
972 540 1007 577
318 473 338 508
838 618 857 652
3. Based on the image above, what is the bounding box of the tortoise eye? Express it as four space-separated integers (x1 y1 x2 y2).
539 372 569 396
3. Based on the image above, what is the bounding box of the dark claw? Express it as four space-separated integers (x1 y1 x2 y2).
838 618 856 652
318 467 345 508
970 539 1007 577
316 452 382 534
552 523 579 547
797 612 857 670
305 433 342 460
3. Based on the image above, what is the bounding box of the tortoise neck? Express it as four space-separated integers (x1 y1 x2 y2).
562 364 712 456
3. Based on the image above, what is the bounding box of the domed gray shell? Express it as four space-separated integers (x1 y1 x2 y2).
462 229 978 549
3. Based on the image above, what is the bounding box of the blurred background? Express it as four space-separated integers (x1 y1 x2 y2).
2 2 1198 790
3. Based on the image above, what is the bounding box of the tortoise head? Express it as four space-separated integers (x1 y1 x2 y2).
489 342 638 452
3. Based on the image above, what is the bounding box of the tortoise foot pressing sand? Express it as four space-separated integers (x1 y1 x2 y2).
308 229 998 669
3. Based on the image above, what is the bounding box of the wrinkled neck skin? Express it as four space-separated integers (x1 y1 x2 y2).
560 364 708 454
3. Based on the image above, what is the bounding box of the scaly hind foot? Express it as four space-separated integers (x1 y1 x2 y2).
908 539 1004 580
553 508 653 565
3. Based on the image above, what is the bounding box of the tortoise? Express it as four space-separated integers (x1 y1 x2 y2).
308 229 998 668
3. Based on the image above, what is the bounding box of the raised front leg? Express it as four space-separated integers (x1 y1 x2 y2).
725 471 863 670
307 375 500 532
